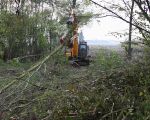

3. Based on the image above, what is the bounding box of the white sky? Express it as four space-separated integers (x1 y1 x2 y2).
80 0 129 42
81 17 129 42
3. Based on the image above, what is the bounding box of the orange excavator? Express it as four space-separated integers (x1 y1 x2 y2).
60 0 90 66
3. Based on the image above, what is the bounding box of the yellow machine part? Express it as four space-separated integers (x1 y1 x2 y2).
65 48 71 58
71 20 78 58
65 52 71 57
71 36 78 58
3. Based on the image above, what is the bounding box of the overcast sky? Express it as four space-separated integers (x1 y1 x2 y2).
80 0 129 42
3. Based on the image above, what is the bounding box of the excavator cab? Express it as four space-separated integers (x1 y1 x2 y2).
77 41 89 65
78 42 88 59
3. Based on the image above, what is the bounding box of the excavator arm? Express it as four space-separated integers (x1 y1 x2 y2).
60 0 78 58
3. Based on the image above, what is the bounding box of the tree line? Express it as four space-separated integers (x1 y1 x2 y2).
0 0 91 61
0 0 150 61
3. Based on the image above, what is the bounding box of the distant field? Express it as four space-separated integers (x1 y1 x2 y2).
88 43 144 60
86 39 121 46
89 44 124 58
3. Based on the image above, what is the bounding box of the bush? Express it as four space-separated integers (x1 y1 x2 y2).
9 58 21 67
95 49 124 70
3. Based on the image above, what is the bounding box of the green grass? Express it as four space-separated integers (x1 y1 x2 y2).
95 49 124 70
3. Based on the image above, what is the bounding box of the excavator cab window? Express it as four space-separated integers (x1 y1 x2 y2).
80 44 86 49
78 43 88 59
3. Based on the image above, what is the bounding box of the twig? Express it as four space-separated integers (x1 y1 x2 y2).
100 108 128 120
117 110 124 120
23 64 42 90
146 115 150 120
111 103 115 120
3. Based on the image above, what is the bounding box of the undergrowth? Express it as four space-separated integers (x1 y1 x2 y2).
0 48 150 120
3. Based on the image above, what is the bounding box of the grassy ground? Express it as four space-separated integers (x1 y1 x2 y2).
0 46 150 120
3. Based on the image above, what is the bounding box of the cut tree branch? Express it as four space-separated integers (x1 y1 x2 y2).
0 45 63 94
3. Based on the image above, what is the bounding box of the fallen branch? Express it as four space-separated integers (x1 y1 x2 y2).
0 45 63 94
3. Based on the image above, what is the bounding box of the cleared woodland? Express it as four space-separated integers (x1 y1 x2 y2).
1 0 150 120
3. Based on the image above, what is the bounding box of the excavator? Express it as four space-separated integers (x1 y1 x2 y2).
60 0 90 66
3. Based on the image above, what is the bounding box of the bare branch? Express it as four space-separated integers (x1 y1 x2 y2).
89 0 150 34
134 0 150 23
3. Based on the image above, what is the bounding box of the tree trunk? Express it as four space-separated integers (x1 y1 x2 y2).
49 30 52 52
128 0 134 59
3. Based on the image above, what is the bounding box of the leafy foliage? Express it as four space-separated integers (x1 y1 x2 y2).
0 0 92 62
